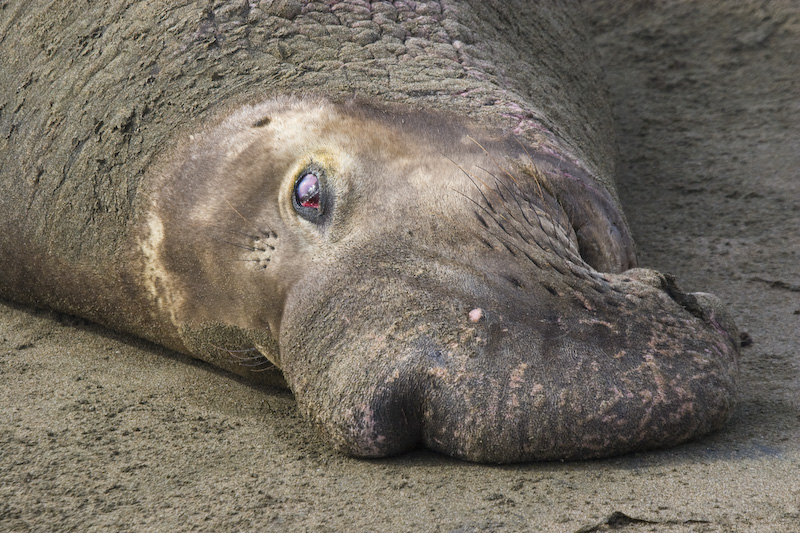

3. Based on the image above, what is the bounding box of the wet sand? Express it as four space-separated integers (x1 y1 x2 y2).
2 1 798 531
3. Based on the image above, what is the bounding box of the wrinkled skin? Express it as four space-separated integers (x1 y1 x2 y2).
143 99 738 462
0 1 739 463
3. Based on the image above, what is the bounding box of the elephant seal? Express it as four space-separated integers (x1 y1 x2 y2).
0 1 739 463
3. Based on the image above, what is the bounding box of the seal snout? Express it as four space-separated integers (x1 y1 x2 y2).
278 248 740 463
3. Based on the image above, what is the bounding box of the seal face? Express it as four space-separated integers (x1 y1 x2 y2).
139 97 739 462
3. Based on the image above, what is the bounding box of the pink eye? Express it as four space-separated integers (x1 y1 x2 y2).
295 172 320 209
292 170 328 224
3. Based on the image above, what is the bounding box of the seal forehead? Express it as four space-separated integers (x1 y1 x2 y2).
268 104 340 147
199 98 342 166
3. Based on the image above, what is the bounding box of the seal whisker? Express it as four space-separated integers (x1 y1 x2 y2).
512 137 552 204
453 162 582 268
485 161 584 266
444 159 532 239
485 224 550 269
234 259 271 265
466 135 518 184
222 199 278 241
472 156 566 255
229 228 277 242
449 154 516 211
499 178 568 258
468 136 546 228
488 177 548 245
487 174 510 205
453 189 516 238
477 166 535 225
458 205 543 264
445 153 554 255
443 154 497 213
224 198 253 227
497 183 554 250
215 238 261 252
209 343 274 372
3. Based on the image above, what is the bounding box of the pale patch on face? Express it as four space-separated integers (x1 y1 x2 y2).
270 105 339 155
139 210 182 329
221 125 268 162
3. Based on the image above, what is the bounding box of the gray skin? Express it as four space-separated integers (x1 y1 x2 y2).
0 1 739 463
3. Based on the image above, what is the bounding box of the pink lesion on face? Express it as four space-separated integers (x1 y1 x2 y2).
468 307 483 322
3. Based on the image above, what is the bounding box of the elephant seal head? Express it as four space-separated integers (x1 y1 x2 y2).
148 97 739 463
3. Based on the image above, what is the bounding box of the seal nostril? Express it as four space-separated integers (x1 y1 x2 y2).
624 268 711 321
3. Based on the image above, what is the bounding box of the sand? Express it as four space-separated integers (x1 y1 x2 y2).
2 1 798 531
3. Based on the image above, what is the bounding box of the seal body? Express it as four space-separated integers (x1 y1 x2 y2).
0 1 739 462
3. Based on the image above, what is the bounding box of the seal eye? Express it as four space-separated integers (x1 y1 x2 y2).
295 173 320 209
292 171 326 223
